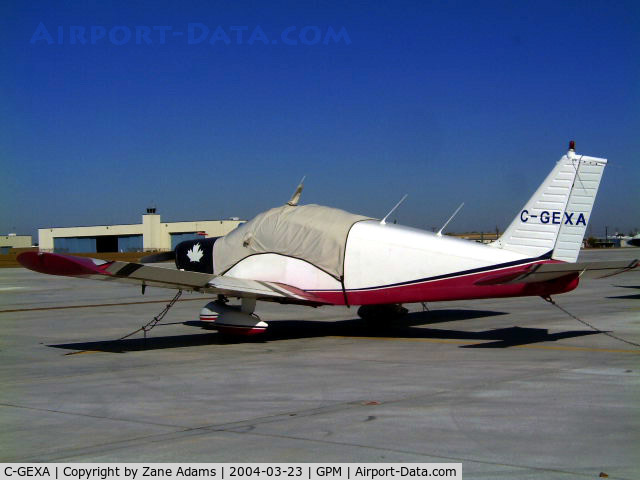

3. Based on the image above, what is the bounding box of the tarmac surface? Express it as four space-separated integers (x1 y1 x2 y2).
1 249 639 479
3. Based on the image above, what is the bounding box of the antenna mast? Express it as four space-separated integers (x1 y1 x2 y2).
437 202 464 236
380 194 408 225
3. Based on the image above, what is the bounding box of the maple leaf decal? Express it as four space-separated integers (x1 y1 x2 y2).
186 243 204 262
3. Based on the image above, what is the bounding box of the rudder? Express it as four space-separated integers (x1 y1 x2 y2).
491 142 607 263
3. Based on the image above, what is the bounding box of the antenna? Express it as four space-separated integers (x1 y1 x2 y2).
380 194 408 225
287 176 306 206
436 202 464 237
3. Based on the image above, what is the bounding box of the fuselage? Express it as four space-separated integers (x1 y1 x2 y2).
222 220 578 306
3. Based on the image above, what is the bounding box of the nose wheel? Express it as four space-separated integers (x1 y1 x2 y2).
199 296 268 335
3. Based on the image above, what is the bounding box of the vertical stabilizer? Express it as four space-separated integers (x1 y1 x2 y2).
491 143 607 263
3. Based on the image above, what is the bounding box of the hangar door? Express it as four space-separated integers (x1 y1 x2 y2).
117 235 143 252
171 232 206 249
96 235 143 252
54 237 96 253
96 236 118 252
53 235 143 253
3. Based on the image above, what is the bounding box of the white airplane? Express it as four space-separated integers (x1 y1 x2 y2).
18 142 638 335
627 234 640 247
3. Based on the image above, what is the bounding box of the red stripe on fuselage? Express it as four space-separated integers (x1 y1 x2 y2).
309 261 579 305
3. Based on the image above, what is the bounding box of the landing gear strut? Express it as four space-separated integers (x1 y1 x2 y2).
199 296 267 335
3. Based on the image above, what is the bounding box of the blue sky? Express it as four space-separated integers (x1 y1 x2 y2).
2 0 639 239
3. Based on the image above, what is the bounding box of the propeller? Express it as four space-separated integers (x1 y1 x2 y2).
139 251 176 263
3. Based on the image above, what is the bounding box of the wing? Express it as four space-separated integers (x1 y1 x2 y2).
475 259 639 286
17 252 327 306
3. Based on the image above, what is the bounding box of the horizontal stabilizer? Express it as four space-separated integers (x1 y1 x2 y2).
475 259 638 286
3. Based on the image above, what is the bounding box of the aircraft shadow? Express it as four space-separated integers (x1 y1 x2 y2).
50 332 223 354
266 310 599 349
49 309 599 353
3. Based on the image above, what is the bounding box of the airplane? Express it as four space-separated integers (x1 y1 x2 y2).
627 234 640 247
18 141 638 335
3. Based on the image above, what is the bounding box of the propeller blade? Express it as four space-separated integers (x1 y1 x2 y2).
139 251 176 263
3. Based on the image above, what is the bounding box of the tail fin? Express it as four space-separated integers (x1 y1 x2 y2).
491 142 607 263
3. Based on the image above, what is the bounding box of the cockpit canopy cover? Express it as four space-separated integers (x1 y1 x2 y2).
213 204 371 279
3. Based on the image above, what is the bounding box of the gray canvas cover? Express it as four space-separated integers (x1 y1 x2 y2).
213 204 371 279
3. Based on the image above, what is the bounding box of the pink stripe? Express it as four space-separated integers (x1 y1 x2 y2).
309 261 579 306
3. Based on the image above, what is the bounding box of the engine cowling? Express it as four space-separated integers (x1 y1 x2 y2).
200 301 268 335
174 237 218 273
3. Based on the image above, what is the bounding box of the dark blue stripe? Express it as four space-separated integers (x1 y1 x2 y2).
312 251 553 292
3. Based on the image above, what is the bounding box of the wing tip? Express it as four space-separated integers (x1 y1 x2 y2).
17 252 111 277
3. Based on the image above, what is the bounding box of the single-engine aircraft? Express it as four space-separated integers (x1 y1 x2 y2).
18 142 638 334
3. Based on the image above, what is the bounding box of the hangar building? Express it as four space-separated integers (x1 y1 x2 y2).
1 234 33 254
39 209 244 253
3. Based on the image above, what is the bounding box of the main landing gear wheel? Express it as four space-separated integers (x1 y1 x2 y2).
357 304 409 328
